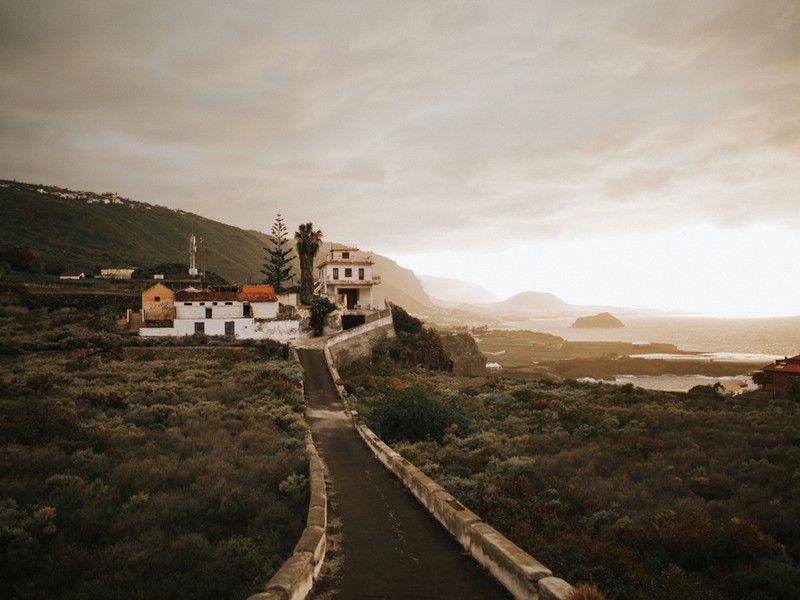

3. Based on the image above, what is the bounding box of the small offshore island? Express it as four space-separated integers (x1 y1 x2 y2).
570 311 624 328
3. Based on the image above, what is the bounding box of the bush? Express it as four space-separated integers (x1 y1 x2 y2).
567 582 607 600
367 384 470 443
0 312 308 600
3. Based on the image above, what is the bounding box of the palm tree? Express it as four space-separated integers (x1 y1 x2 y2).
295 222 323 305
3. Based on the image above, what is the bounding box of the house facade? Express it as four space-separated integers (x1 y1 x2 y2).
759 354 800 396
317 245 381 310
142 282 175 321
140 284 295 340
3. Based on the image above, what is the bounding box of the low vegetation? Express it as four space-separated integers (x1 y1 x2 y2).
343 361 800 599
0 307 307 600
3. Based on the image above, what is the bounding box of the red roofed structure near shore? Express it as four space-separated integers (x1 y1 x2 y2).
759 354 800 396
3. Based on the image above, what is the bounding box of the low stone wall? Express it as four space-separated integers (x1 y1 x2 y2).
324 314 395 370
324 348 578 600
246 430 327 600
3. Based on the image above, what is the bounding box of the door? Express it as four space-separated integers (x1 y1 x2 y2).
343 289 358 309
224 321 235 337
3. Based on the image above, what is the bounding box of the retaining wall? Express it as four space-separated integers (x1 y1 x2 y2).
324 339 579 600
324 313 394 370
246 432 327 600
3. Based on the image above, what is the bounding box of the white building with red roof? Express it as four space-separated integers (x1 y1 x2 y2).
141 284 295 340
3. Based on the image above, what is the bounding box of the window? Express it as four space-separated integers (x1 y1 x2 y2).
199 302 205 306
243 304 252 317
333 268 339 280
194 322 205 334
205 308 212 319
224 301 233 305
345 268 352 278
358 268 365 281
212 302 218 306
183 302 192 306
342 252 350 259
154 296 160 302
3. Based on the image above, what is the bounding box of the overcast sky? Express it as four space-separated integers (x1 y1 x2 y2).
2 1 799 316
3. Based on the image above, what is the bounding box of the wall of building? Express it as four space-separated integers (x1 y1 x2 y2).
139 317 300 342
175 302 244 320
239 319 300 342
142 284 175 321
251 302 279 319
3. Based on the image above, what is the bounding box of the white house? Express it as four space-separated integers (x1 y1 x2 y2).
317 245 381 310
140 284 295 340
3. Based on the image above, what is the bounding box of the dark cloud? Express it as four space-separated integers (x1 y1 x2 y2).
1 0 799 255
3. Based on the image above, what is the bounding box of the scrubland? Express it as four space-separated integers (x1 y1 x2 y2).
0 308 307 600
344 355 800 600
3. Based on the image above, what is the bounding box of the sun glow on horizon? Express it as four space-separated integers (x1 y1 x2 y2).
390 223 800 319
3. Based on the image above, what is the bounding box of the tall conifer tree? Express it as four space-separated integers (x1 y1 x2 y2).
262 213 295 292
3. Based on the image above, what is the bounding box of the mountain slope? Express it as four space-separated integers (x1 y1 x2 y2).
0 180 433 310
417 274 498 304
488 291 571 315
0 181 269 282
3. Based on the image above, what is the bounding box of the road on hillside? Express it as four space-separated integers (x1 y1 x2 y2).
297 349 511 600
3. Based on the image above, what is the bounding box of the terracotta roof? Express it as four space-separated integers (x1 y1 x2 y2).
763 363 800 374
175 289 278 303
239 292 279 302
240 284 275 294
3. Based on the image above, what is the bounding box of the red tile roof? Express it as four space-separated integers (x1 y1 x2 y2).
762 354 800 373
239 292 279 302
175 288 278 303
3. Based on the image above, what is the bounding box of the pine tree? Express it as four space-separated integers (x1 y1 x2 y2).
262 213 295 292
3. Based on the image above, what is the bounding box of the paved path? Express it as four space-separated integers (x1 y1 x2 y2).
297 349 511 600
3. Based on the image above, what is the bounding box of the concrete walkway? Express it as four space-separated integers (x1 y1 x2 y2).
297 349 511 600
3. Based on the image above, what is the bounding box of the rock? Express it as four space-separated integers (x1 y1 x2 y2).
440 333 487 376
570 312 624 329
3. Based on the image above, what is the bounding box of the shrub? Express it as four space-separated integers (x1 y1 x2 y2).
309 296 336 336
566 582 607 600
367 384 469 443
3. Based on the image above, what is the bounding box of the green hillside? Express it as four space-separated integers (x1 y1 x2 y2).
0 180 433 308
0 180 273 283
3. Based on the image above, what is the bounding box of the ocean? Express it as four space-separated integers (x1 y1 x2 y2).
515 314 800 357
512 313 800 393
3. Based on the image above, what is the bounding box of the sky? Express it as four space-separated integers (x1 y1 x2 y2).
1 1 799 317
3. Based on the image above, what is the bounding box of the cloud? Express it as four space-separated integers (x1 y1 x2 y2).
1 0 799 259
